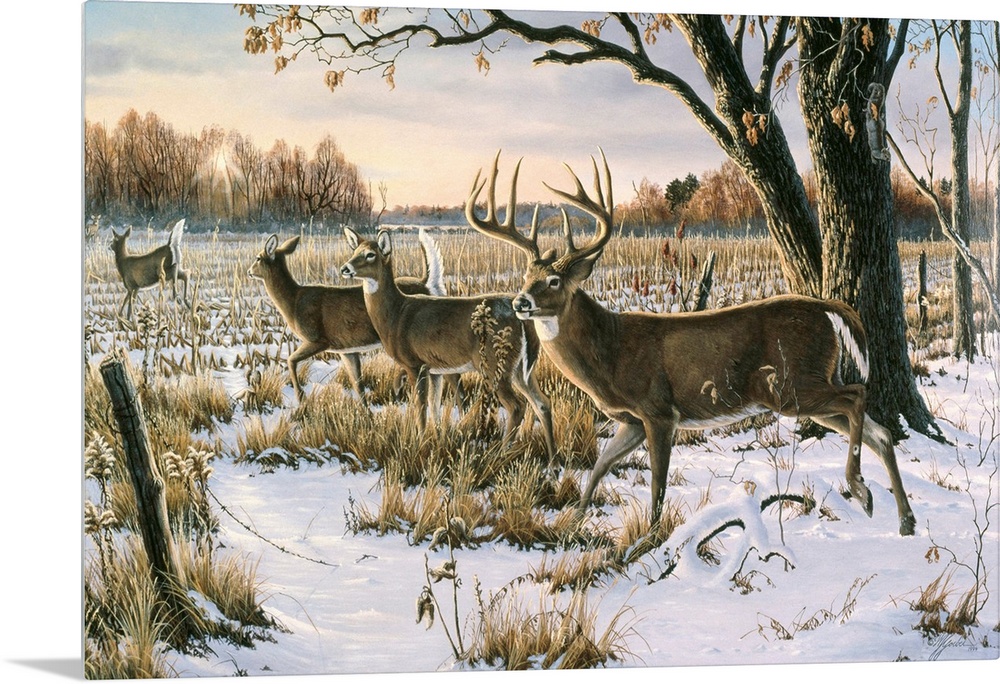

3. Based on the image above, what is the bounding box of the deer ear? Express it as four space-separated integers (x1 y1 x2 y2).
377 230 392 258
264 234 278 257
566 249 602 282
276 235 300 255
124 225 132 238
344 227 360 250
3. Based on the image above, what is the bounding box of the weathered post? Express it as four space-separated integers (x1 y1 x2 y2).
918 250 929 335
99 350 187 605
694 251 717 312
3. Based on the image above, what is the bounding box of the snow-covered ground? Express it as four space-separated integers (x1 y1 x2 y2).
142 335 999 678
66 225 1000 680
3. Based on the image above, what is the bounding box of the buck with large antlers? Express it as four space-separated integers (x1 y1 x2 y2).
340 227 556 461
110 218 190 320
466 151 916 537
248 231 462 405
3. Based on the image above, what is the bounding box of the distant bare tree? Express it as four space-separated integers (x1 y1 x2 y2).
267 139 298 222
686 161 763 229
85 120 115 217
296 135 370 225
889 20 1000 349
627 177 669 230
229 131 267 223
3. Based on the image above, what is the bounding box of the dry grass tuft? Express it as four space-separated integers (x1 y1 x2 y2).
910 569 980 637
85 539 173 680
141 371 234 432
466 581 642 669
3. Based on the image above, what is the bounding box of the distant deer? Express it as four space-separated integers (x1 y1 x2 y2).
248 231 462 405
467 150 916 537
340 227 556 461
109 218 189 320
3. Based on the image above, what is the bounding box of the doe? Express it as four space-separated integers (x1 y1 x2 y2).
109 218 189 320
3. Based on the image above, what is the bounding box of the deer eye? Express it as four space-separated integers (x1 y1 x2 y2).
547 275 562 289
365 252 376 262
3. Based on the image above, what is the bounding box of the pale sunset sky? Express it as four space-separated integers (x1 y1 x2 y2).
81 0 998 211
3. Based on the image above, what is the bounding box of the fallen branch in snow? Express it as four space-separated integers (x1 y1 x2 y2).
648 491 799 584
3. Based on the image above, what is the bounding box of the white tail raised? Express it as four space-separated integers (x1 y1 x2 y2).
109 218 189 320
418 228 446 296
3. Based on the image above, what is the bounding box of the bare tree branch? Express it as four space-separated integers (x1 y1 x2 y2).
887 131 1000 325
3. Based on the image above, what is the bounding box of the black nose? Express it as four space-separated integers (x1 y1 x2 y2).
340 265 353 278
512 294 532 311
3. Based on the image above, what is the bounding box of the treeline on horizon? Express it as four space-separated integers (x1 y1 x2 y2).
85 108 995 240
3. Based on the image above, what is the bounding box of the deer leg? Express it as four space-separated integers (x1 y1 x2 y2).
392 368 408 403
444 374 467 414
413 365 431 431
339 352 367 405
122 289 138 321
812 411 916 536
511 369 556 468
177 268 190 306
118 289 132 318
287 339 328 401
495 377 527 450
579 421 646 514
429 373 445 426
644 415 678 526
867 414 916 536
791 382 873 517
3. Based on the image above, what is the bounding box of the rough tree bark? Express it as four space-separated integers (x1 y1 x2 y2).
796 17 936 436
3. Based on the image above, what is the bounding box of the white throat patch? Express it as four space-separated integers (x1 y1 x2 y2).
360 277 379 294
533 316 560 342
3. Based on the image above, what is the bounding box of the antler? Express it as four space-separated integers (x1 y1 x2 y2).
544 148 614 266
465 150 541 260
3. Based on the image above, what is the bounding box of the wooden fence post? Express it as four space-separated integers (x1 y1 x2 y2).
99 350 187 606
918 250 929 334
694 251 717 312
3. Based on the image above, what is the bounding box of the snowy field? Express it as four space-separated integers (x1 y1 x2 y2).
67 227 1000 684
169 338 1000 677
77 234 999 681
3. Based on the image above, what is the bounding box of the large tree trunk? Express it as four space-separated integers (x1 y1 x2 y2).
796 18 936 437
674 15 823 299
950 21 977 360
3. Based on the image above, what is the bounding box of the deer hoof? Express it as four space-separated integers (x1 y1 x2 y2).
860 488 874 517
847 479 873 517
